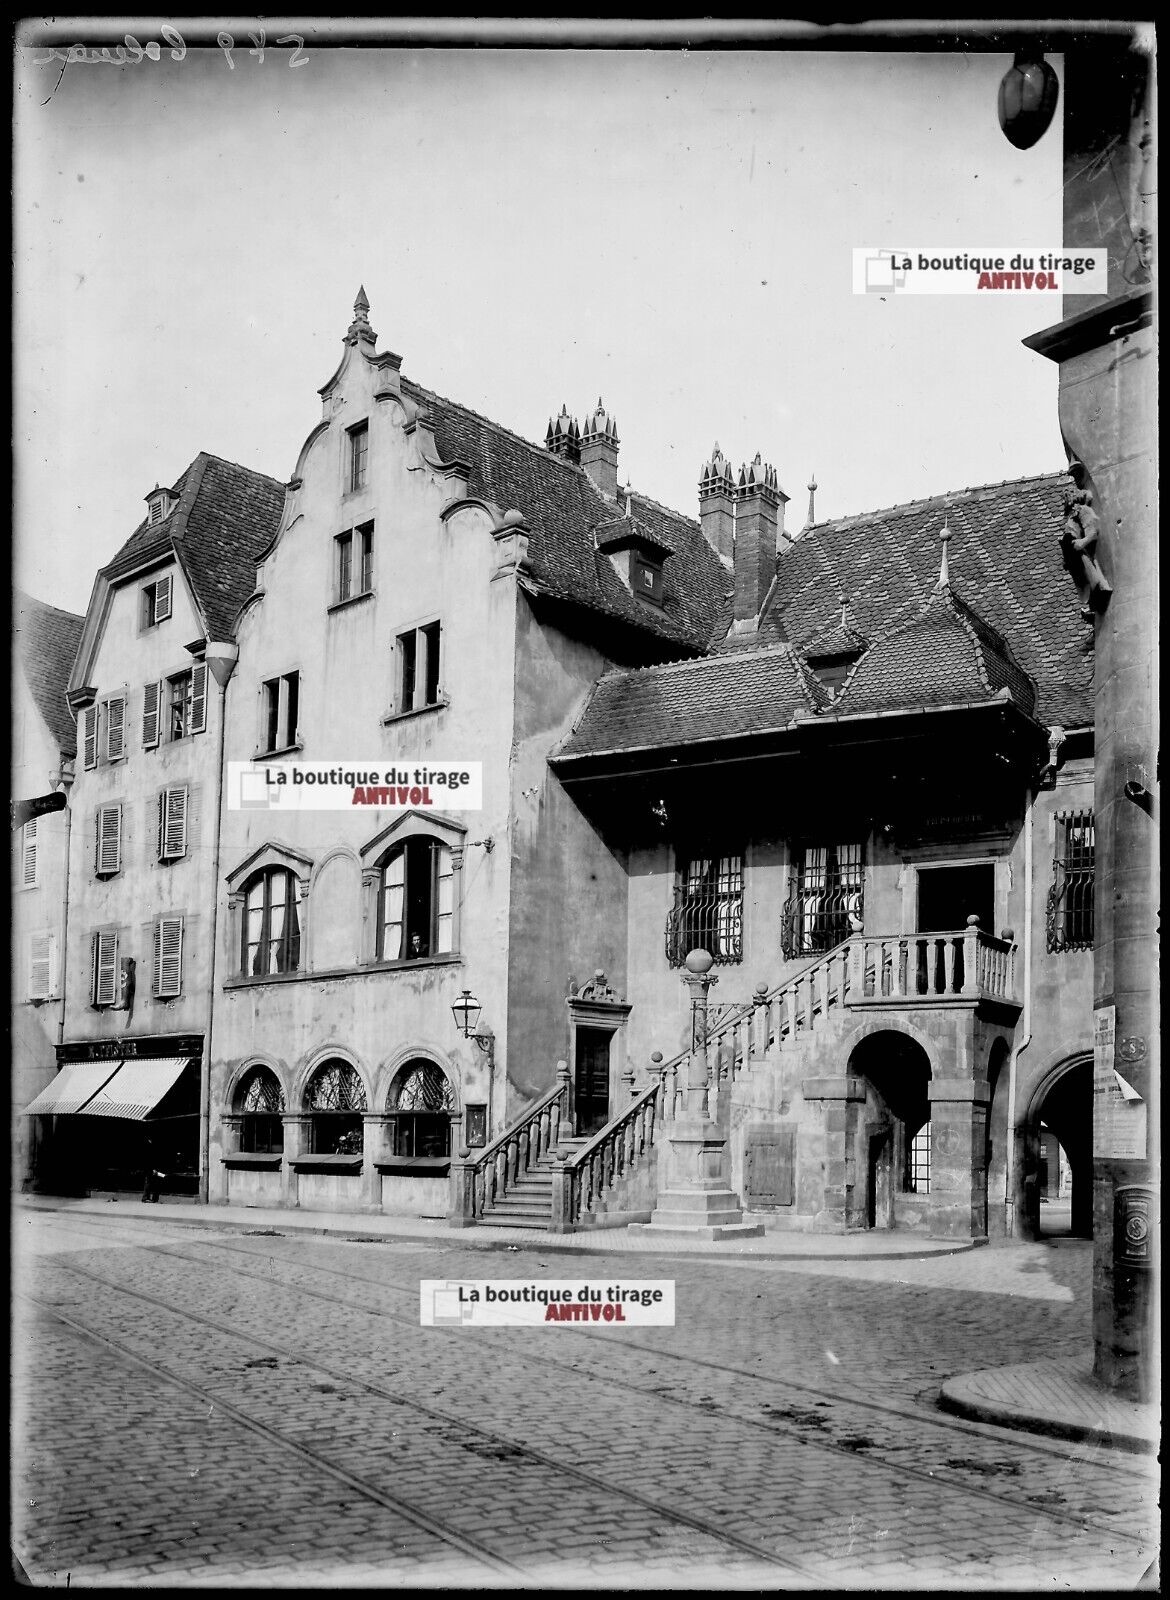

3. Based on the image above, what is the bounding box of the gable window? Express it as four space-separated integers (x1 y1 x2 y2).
242 867 301 976
396 622 442 714
148 663 208 745
19 818 38 888
262 671 300 754
781 842 864 959
387 1061 455 1159
29 931 58 1001
378 837 453 961
152 916 184 999
104 695 126 761
632 554 664 606
233 1066 285 1154
666 851 743 966
1046 809 1095 953
142 575 173 627
157 787 189 861
304 1060 366 1154
335 522 374 604
91 929 119 1007
95 804 123 876
348 421 369 492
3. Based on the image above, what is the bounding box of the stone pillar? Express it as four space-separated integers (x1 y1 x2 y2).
448 1145 477 1228
360 1114 384 1213
926 1078 991 1239
802 1076 867 1232
281 1114 306 1208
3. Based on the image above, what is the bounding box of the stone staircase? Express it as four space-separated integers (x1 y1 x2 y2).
481 1137 589 1229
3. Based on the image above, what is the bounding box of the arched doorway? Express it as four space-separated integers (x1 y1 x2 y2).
1024 1055 1092 1239
846 1030 932 1229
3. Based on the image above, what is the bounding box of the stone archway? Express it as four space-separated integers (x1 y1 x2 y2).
1024 1054 1093 1239
846 1030 933 1231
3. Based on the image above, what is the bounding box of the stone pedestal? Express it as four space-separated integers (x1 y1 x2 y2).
630 1115 763 1241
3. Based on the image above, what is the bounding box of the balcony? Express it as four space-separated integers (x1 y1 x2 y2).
851 921 1018 1008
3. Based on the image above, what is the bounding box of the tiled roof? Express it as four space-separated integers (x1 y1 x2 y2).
804 616 868 660
831 582 1037 717
405 380 730 654
555 645 828 761
14 591 84 755
726 472 1090 727
101 454 286 641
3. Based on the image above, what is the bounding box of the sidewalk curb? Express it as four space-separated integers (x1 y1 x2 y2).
939 1377 1159 1456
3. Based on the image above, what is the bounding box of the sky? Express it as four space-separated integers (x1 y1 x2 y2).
14 24 1068 618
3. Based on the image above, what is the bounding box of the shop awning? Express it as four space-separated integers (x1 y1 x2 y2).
23 1059 123 1116
75 1057 193 1121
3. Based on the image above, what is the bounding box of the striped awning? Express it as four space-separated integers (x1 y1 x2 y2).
76 1057 193 1121
23 1059 123 1116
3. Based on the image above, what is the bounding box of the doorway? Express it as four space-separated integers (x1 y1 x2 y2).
917 863 995 934
574 1027 612 1137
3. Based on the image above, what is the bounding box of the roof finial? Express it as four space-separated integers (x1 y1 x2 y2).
937 515 952 590
805 472 818 528
347 285 375 343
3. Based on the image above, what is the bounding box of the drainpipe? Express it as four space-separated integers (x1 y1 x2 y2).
53 758 75 1046
200 642 239 1204
1006 785 1034 1236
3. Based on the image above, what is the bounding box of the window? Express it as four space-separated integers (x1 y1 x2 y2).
150 664 208 745
348 421 369 492
152 916 184 998
83 705 98 769
781 842 863 959
233 1066 285 1153
665 852 743 966
262 671 300 753
396 622 442 714
20 818 38 888
142 575 173 626
242 867 301 976
387 1062 455 1158
1047 809 1095 952
335 522 374 603
633 555 664 606
95 804 122 876
157 787 188 861
378 837 453 961
910 1123 931 1194
304 1060 366 1154
104 695 126 761
91 930 119 1007
29 932 58 1001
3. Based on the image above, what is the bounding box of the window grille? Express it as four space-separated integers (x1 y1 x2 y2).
665 852 743 966
388 1062 454 1157
1046 809 1094 952
304 1060 366 1155
234 1066 285 1153
781 842 863 958
910 1123 931 1195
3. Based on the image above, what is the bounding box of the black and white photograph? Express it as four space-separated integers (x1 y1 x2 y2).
11 17 1158 1590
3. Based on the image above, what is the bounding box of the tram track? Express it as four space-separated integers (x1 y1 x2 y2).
19 1217 1153 1556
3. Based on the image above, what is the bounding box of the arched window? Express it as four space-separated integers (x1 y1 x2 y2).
304 1060 366 1154
378 838 453 961
387 1061 455 1158
233 1065 285 1154
242 867 301 976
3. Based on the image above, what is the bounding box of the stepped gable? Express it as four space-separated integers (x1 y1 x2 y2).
726 472 1090 727
830 581 1038 718
403 379 731 654
14 591 85 755
556 645 828 760
101 453 286 641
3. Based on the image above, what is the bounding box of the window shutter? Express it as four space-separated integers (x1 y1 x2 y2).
83 705 97 769
93 930 119 1006
155 574 172 620
106 695 126 760
159 787 188 859
96 805 122 874
154 917 184 998
190 662 208 734
142 681 161 748
29 933 55 1000
22 819 38 887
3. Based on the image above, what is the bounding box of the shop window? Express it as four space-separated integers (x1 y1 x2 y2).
1046 810 1094 952
378 837 453 961
387 1061 455 1157
665 851 743 966
782 842 863 958
304 1060 366 1154
234 1065 285 1154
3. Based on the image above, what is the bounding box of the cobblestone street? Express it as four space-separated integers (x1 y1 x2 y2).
11 1207 1158 1589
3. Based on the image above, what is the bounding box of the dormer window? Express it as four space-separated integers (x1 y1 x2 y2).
633 554 664 607
596 521 674 609
145 484 176 526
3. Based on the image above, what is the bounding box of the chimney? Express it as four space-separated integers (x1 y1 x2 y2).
545 404 580 465
734 454 787 620
580 398 619 498
699 444 736 563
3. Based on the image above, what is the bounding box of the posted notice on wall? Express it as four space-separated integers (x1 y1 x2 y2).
420 1280 675 1327
1093 1004 1147 1160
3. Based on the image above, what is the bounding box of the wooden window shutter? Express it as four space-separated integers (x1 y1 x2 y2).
96 805 122 874
154 917 184 997
159 787 188 859
29 932 55 1000
106 695 126 760
93 930 119 1006
142 681 161 748
155 574 172 620
83 705 97 769
190 662 208 734
22 819 38 887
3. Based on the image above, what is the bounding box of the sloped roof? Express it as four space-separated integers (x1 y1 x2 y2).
719 472 1090 727
556 645 828 761
831 582 1037 717
404 379 730 653
101 454 286 640
14 591 84 755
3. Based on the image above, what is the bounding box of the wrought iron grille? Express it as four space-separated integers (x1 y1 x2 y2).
1046 810 1094 952
665 853 743 966
390 1063 455 1113
238 1067 285 1116
781 842 863 958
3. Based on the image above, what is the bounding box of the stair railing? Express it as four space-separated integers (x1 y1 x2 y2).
449 1061 570 1226
554 1072 666 1230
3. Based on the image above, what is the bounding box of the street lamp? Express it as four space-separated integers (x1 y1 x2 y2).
451 990 482 1038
